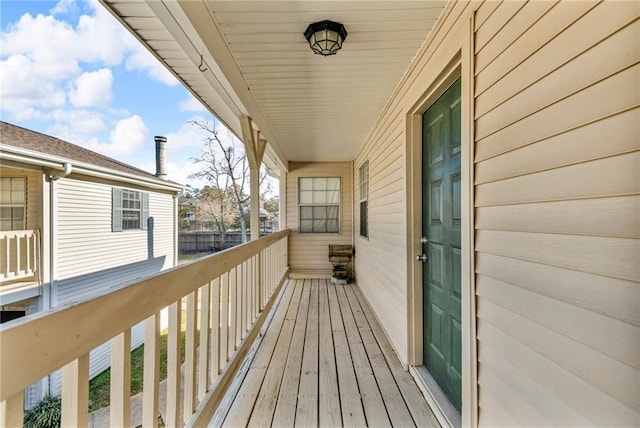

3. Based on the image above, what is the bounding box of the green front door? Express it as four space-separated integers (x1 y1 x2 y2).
422 78 462 412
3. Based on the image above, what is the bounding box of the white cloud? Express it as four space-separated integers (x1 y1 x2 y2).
0 54 67 116
51 108 107 134
140 160 200 188
167 160 203 187
0 2 179 120
46 109 107 145
50 0 78 16
179 94 207 113
83 115 148 157
125 44 179 87
1 13 82 81
69 68 113 107
164 116 214 151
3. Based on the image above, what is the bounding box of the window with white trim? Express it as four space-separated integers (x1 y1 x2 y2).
0 177 26 231
112 188 149 232
298 177 340 233
358 161 369 238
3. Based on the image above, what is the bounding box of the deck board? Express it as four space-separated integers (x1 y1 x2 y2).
328 280 366 428
271 280 310 427
212 279 439 427
336 284 391 427
318 280 342 428
296 279 319 427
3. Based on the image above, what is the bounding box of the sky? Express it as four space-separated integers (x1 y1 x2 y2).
0 0 239 188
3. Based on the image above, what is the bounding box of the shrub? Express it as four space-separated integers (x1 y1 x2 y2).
23 394 62 428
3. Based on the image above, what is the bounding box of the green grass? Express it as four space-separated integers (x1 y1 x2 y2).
88 330 188 411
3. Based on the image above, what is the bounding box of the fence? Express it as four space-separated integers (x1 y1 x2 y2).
179 231 271 253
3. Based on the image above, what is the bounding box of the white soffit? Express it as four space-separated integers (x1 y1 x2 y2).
101 1 447 164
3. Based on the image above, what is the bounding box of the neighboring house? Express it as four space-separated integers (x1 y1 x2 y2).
0 122 182 406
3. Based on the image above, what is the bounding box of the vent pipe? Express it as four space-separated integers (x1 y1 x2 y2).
154 135 167 180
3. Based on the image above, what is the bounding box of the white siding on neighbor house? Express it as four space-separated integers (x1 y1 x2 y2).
354 0 639 425
286 162 352 277
52 176 175 387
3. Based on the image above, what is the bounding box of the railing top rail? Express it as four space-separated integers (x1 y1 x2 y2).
0 229 37 237
0 229 289 402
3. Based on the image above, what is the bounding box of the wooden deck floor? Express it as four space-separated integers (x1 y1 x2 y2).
210 279 439 427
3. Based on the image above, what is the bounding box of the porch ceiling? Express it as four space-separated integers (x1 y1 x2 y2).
100 1 447 167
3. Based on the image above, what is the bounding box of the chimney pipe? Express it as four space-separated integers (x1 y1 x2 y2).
154 135 167 180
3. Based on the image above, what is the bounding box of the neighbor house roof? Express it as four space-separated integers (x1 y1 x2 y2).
0 121 157 179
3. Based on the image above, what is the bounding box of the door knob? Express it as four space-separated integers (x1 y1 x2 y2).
416 254 427 263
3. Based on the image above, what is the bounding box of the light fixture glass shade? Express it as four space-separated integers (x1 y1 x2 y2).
304 20 348 56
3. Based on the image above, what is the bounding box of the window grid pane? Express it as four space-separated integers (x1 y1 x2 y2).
359 161 369 237
121 189 142 230
298 177 340 234
0 178 26 231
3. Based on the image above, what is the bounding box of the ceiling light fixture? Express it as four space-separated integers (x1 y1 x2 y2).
304 20 348 56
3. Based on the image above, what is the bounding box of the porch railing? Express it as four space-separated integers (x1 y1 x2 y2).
0 229 40 284
0 229 289 427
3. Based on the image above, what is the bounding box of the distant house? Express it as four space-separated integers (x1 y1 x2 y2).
0 121 182 407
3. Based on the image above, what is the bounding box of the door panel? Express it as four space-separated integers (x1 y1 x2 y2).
422 78 462 412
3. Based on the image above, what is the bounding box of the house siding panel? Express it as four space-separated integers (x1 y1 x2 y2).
353 110 408 359
354 0 639 425
474 1 640 425
53 177 175 386
286 162 352 276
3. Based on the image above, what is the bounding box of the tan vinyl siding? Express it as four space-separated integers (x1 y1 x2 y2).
53 176 175 384
353 0 639 425
353 116 408 361
472 1 640 425
286 162 352 277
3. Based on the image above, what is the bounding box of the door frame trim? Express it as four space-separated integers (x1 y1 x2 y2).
405 15 477 428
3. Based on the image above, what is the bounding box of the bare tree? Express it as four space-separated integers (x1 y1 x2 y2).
190 120 250 243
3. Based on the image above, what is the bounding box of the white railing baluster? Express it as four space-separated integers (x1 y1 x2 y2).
0 230 40 283
0 391 23 427
61 353 89 427
166 300 182 427
258 251 263 310
184 291 197 421
243 260 249 335
25 232 31 274
235 265 242 345
143 313 160 428
4 236 10 279
229 267 237 351
249 258 255 327
15 234 21 275
111 329 131 428
210 277 220 382
198 282 211 401
220 272 229 365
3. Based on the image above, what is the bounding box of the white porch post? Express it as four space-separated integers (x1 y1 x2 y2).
278 172 287 231
240 116 267 241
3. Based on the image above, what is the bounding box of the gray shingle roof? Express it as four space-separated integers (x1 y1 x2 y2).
1 121 158 180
